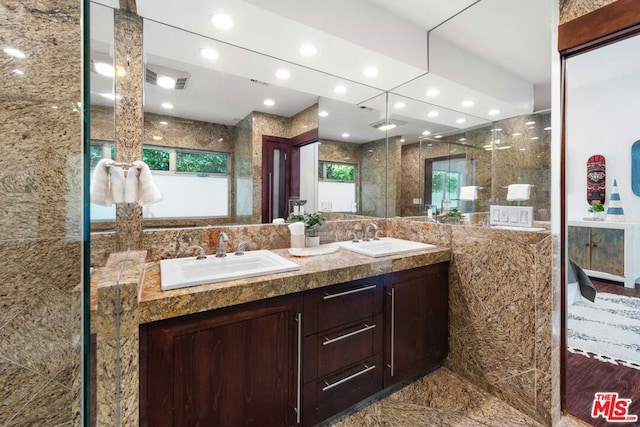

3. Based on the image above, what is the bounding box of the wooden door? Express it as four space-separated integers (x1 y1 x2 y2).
568 226 591 269
262 136 291 223
141 294 303 427
590 228 624 276
383 263 448 388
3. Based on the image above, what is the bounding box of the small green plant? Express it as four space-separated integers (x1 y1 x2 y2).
588 201 605 213
286 212 327 236
439 207 464 224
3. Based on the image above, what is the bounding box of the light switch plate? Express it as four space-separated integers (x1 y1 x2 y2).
489 205 534 227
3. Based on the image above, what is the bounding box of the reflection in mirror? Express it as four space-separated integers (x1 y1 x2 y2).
89 2 116 229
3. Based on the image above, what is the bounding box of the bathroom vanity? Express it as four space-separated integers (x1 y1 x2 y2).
136 249 449 426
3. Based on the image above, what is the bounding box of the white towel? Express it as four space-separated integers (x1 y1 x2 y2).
506 184 531 201
124 165 139 204
109 166 125 203
90 158 113 206
459 186 478 201
133 160 162 205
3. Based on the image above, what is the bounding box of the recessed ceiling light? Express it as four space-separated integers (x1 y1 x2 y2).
157 76 176 89
461 100 474 107
12 69 24 76
318 110 328 117
393 101 406 109
211 13 233 30
159 121 168 125
427 111 439 118
161 102 174 109
200 48 219 60
263 99 275 106
363 66 378 77
426 88 440 97
400 138 405 143
3 47 25 58
456 118 466 124
525 121 536 126
378 123 396 131
342 132 350 138
459 138 467 142
334 85 347 94
422 130 431 136
544 126 552 131
94 62 114 77
152 135 163 141
531 136 539 140
276 69 290 79
488 109 500 116
300 43 317 57
513 132 522 136
434 135 443 139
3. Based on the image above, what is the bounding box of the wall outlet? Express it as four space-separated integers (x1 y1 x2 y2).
412 198 422 205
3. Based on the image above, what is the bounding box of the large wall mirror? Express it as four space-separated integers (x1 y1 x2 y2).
89 0 552 230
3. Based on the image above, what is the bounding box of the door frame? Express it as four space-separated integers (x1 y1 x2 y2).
262 135 291 224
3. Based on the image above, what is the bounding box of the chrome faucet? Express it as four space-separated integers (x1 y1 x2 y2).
373 229 383 240
363 223 378 241
186 245 207 260
216 232 229 257
234 240 253 255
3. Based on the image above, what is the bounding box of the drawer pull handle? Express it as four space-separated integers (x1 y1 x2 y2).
323 323 376 346
322 364 376 392
323 284 376 300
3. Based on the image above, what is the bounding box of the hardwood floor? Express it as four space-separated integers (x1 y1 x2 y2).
566 278 640 426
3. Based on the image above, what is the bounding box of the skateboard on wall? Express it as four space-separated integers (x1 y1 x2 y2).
632 140 640 196
586 154 606 204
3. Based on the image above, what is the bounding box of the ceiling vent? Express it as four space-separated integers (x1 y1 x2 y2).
145 64 190 90
369 118 407 131
250 78 270 87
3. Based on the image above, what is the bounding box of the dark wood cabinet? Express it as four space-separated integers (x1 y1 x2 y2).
383 263 449 388
140 293 303 427
141 263 449 426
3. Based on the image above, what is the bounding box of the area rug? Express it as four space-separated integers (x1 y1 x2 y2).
568 292 640 371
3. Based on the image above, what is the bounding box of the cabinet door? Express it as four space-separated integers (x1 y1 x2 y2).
384 263 448 388
141 294 303 427
590 228 624 276
568 226 591 269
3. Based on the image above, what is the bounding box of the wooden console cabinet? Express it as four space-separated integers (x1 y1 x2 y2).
140 263 449 426
568 220 640 288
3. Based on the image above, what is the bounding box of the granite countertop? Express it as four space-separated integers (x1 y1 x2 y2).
137 246 451 324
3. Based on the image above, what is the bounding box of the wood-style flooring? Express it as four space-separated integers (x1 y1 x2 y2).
566 279 640 427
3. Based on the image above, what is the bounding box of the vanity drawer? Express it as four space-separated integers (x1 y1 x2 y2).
303 276 383 335
304 313 383 382
303 354 382 427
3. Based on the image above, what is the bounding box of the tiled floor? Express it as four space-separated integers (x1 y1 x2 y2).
330 367 586 427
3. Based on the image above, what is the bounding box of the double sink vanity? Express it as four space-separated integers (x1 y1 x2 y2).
121 234 449 426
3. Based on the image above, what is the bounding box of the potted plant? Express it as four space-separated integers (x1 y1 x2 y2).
287 212 326 247
588 200 605 219
439 207 464 224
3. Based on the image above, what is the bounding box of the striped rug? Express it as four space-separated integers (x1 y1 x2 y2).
568 292 640 371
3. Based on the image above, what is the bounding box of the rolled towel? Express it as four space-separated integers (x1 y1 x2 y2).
124 165 139 204
459 186 478 201
90 158 113 206
506 184 531 201
109 166 125 203
133 160 162 205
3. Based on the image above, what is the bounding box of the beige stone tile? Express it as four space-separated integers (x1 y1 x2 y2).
330 401 384 426
5 375 73 427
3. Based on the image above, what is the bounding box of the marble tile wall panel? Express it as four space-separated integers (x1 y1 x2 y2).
114 10 143 251
91 105 115 142
235 113 253 222
400 143 422 216
287 103 318 138
559 0 618 24
360 138 387 217
319 138 361 164
0 0 82 424
388 136 402 217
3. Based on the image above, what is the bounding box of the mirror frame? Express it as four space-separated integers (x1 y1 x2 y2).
558 0 640 412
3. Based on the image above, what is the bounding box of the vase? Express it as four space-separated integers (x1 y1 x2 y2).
306 236 320 247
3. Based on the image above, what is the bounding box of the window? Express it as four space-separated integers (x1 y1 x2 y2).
143 147 170 171
90 140 115 168
318 161 356 182
176 150 228 174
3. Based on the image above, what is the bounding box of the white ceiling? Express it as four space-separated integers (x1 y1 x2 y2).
89 0 553 144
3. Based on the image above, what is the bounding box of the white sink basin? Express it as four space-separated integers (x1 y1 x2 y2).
160 250 300 291
492 226 546 232
338 237 437 258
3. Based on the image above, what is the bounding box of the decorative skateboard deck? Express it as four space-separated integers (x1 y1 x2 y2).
587 154 606 204
633 140 640 196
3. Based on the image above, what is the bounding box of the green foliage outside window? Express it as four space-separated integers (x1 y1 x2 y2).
176 151 227 174
143 147 170 171
319 161 356 182
432 171 459 194
90 142 115 168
